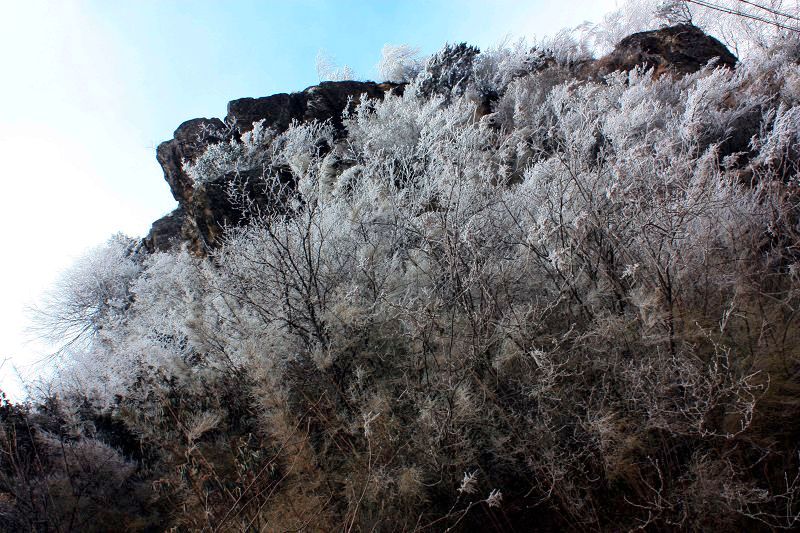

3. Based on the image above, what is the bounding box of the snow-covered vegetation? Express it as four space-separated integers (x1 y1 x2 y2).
5 2 800 530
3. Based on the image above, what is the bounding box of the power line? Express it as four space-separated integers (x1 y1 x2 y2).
685 0 800 32
689 0 800 29
736 0 800 23
684 0 778 27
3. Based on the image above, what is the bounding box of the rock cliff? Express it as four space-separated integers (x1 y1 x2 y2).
145 25 737 254
145 81 402 253
590 23 736 78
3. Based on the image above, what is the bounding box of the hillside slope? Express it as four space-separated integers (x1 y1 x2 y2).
4 24 800 531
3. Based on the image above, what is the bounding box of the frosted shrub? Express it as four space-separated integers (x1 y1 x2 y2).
316 49 356 81
33 234 141 352
472 39 555 96
272 119 335 198
377 44 423 83
184 119 277 186
417 42 480 99
31 22 800 531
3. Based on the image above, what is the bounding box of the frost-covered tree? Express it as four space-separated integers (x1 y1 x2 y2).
315 49 356 81
417 42 480 98
31 234 141 353
376 43 423 83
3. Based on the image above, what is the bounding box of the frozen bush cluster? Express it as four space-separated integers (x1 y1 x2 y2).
14 19 800 532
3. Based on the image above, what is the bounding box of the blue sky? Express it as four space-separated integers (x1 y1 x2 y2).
0 0 617 399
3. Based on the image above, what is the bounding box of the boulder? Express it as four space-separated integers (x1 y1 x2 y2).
591 24 737 78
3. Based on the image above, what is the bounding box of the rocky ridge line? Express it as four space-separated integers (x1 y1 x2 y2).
145 25 736 254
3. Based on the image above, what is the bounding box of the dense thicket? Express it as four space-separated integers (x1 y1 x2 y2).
6 5 800 531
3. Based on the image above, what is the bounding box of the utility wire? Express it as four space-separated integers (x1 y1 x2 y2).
685 0 800 31
690 0 800 29
736 0 800 23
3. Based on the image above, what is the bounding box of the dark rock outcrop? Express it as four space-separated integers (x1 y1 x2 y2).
227 81 403 135
146 81 403 253
143 207 188 253
591 24 737 78
156 118 227 208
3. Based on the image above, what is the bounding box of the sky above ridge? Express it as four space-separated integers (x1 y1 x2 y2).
0 0 618 400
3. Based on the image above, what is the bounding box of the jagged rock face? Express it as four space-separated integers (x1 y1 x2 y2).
592 24 737 78
145 81 403 253
143 207 188 253
146 26 738 254
226 93 298 135
227 81 403 135
156 118 227 207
